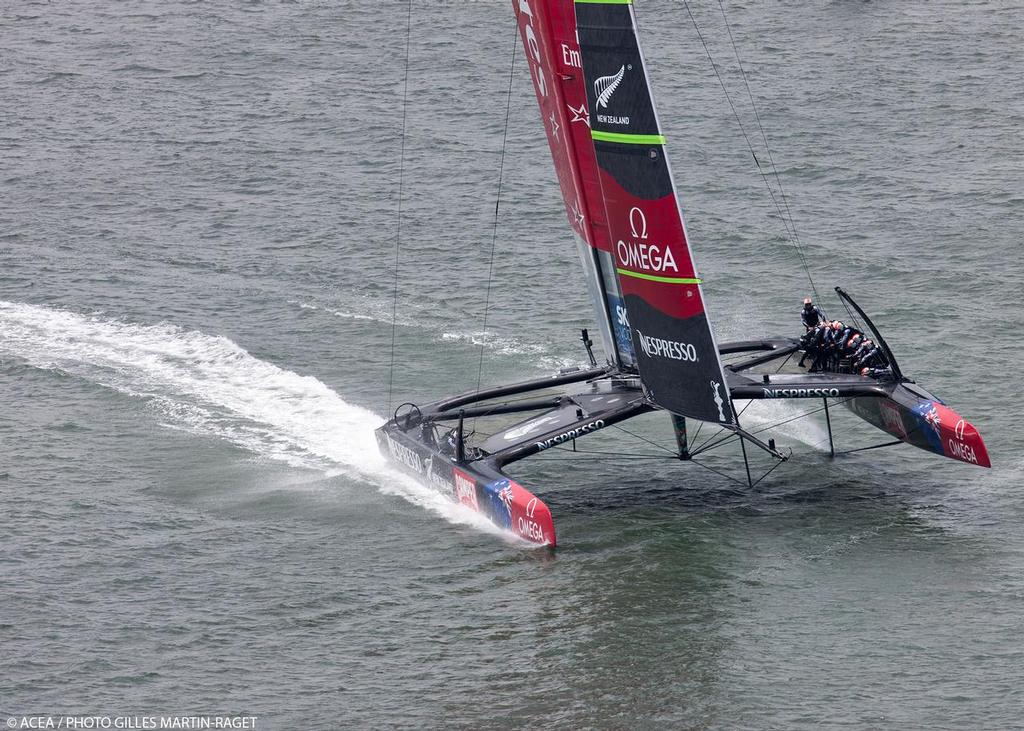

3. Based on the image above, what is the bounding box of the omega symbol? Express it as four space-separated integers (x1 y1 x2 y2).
629 207 648 239
955 419 966 440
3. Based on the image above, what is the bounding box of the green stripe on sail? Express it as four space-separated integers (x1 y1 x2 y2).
575 0 632 4
591 130 666 145
616 268 702 285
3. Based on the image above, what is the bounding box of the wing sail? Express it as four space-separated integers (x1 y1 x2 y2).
574 0 734 424
512 0 636 369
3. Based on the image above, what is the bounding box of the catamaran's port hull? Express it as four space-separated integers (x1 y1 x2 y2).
375 423 557 546
374 365 657 546
374 366 617 547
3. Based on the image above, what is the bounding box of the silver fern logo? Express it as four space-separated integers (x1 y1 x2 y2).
594 65 625 109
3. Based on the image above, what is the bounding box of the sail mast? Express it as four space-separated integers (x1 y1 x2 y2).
575 0 734 424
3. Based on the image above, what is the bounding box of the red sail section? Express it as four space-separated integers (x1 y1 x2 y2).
598 168 704 319
513 0 636 368
513 0 607 250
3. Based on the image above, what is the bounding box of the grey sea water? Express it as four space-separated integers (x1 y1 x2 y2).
2 1 1023 728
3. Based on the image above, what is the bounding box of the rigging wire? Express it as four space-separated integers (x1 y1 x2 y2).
689 457 750 487
716 0 822 305
688 419 705 450
680 0 795 243
749 452 788 487
837 297 865 333
680 0 822 304
691 390 760 454
386 0 416 414
692 396 856 457
472 29 519 412
610 422 679 455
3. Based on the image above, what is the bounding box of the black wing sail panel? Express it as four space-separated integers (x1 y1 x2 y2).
574 0 734 424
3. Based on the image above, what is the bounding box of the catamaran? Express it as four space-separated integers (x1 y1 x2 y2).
375 0 990 546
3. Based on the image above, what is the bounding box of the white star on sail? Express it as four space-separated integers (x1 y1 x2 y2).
567 102 590 128
548 110 560 140
571 200 585 230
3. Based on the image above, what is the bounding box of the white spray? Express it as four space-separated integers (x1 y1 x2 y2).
0 301 510 539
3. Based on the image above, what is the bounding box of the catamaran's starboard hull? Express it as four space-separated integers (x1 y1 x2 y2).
375 425 557 547
843 387 991 468
722 339 991 468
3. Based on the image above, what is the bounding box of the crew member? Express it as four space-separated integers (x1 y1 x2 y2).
844 332 864 355
860 366 892 378
799 321 829 368
851 337 875 364
820 320 844 370
832 324 861 370
854 342 888 373
801 297 827 330
806 321 832 371
839 332 865 372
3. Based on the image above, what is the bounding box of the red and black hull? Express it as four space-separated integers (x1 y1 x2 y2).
375 425 558 547
843 384 990 468
724 338 991 468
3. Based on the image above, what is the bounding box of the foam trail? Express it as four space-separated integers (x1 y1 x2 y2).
440 330 580 372
291 298 581 372
0 301 510 540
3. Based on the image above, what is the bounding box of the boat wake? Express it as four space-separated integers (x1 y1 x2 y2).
0 301 508 540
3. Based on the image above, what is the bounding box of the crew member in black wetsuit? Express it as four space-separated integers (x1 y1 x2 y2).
817 320 845 371
839 332 865 372
855 342 888 374
800 323 827 368
801 321 831 371
860 365 892 377
851 338 874 365
798 325 818 367
802 321 827 372
798 297 828 367
831 324 862 370
844 332 865 355
801 297 827 330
